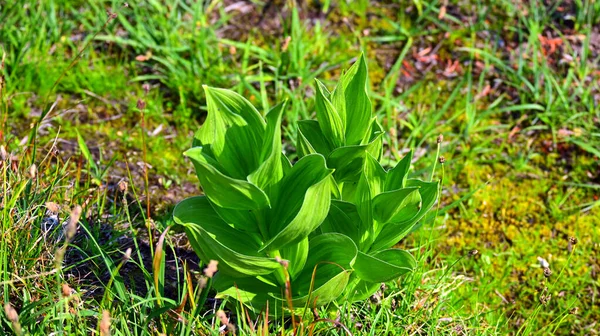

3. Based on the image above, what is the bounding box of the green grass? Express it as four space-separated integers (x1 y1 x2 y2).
1 0 599 334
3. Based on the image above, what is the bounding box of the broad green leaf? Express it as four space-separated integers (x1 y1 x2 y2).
344 275 380 302
286 233 357 306
212 206 260 233
281 238 309 279
268 154 332 222
331 55 362 138
261 156 333 251
385 150 413 191
281 155 293 174
297 128 316 158
248 102 286 191
298 233 357 281
355 171 374 250
330 175 341 200
363 153 386 197
185 147 270 210
372 187 420 224
404 179 440 229
331 83 347 132
297 120 333 158
314 79 345 147
320 200 361 245
340 180 359 202
364 119 384 160
288 268 350 307
327 132 384 183
195 86 266 179
213 273 281 312
173 196 280 277
352 154 386 249
343 54 372 145
353 249 416 283
387 189 421 224
370 180 439 252
327 145 366 183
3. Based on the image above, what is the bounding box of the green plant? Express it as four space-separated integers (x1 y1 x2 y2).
173 86 349 313
173 55 439 313
296 54 439 301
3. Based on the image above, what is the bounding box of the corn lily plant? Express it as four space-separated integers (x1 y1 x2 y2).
173 54 439 312
297 55 439 301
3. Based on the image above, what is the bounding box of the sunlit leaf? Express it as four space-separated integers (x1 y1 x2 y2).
194 86 266 179
385 150 413 191
297 120 333 158
372 187 420 224
343 54 372 145
314 79 345 147
173 196 280 277
370 180 439 252
352 249 415 283
185 147 270 211
286 233 357 306
327 132 384 183
261 155 333 252
281 238 309 279
320 200 361 245
248 102 286 191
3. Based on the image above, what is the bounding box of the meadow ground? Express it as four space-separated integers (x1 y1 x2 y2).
1 0 599 335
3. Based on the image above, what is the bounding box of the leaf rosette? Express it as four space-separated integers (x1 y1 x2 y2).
174 86 357 312
174 55 439 312
296 55 439 301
